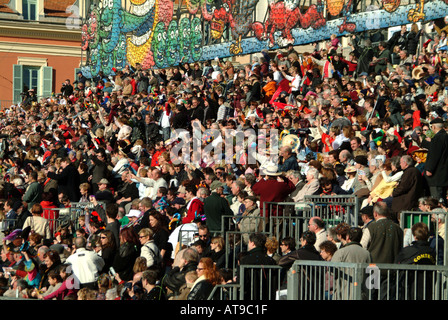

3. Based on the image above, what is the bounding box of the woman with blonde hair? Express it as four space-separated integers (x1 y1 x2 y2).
133 256 148 274
265 236 281 263
79 182 91 203
138 227 162 269
207 236 226 269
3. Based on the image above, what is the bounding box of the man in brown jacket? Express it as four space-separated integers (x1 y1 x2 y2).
391 155 424 221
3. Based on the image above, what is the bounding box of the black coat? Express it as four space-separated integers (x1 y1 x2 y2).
278 244 323 270
61 84 73 97
112 242 140 282
405 30 422 56
171 108 190 130
187 279 216 300
394 240 436 300
239 247 277 300
163 261 198 295
144 122 161 145
189 105 204 123
353 42 374 76
395 240 436 265
89 154 110 185
205 248 226 269
424 129 448 187
47 164 80 202
203 192 233 233
203 101 218 124
387 30 408 51
100 246 117 274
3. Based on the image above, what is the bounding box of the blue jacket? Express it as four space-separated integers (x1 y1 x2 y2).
278 154 299 172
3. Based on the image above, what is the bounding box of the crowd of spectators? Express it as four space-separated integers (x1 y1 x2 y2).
0 22 447 300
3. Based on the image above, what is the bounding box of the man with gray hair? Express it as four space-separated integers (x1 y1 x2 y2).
364 201 403 264
424 118 448 205
359 158 382 192
278 145 299 172
286 170 305 199
37 246 50 266
338 149 353 167
293 168 320 203
391 155 424 220
431 210 446 241
162 247 199 298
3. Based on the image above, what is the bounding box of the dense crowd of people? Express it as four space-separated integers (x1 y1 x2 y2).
0 22 447 300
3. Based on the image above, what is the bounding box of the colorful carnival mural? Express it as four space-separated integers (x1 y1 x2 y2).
81 0 448 76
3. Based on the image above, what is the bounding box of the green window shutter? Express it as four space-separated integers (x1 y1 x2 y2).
13 64 23 104
42 66 53 98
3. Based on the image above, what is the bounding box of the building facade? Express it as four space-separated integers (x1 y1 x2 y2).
0 0 86 107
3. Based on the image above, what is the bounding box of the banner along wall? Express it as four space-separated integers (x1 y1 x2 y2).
80 0 448 77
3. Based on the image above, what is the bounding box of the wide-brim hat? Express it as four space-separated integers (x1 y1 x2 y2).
412 65 428 80
210 180 225 191
345 166 357 173
262 165 282 176
99 178 109 185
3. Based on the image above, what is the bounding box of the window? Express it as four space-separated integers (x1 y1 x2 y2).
22 0 37 20
23 66 39 92
13 59 53 104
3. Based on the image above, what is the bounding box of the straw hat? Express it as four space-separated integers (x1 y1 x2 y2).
344 166 357 173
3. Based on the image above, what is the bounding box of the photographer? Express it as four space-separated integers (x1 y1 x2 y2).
61 79 74 97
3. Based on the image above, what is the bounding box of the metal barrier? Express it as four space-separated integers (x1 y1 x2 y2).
263 202 313 241
221 207 312 272
224 230 271 273
400 211 448 265
0 218 17 232
304 195 359 228
221 202 313 239
207 283 241 300
239 264 283 300
287 260 448 300
0 201 107 240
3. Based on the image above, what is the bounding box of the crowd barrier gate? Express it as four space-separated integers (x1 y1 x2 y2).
400 210 448 266
287 260 448 300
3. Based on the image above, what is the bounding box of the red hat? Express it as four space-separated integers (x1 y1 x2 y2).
407 145 420 155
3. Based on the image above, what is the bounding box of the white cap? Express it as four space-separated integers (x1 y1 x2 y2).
126 209 141 218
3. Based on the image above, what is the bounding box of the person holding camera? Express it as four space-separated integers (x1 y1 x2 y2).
60 79 74 98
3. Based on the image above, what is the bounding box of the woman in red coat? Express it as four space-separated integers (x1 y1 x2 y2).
40 192 59 236
182 185 204 224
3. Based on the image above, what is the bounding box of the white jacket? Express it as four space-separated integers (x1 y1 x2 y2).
66 248 105 285
140 240 162 268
